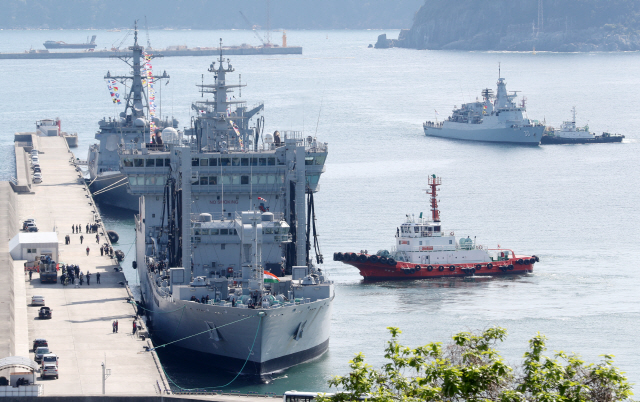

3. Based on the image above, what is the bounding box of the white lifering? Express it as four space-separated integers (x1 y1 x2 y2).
478 245 483 250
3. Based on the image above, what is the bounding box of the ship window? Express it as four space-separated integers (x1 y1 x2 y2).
209 158 218 166
241 158 249 166
128 177 137 185
232 229 237 235
315 154 327 165
156 176 165 186
427 227 433 232
305 156 314 165
146 158 155 167
209 176 217 185
200 176 208 185
414 227 420 233
145 176 156 186
252 174 266 184
221 244 226 250
220 229 229 235
165 158 171 166
420 241 423 245
281 227 289 234
194 237 201 243
191 158 199 166
232 158 241 166
241 175 249 185
155 158 164 167
222 175 232 185
434 226 441 232
192 178 199 185
123 158 133 167
267 157 276 166
194 229 201 235
221 158 230 166
134 159 144 167
210 229 219 235
259 158 267 166
264 227 273 234
449 240 453 244
231 175 241 184
251 157 258 166
201 229 209 235
200 158 209 166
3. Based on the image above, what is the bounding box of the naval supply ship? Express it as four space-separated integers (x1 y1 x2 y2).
541 107 624 144
86 25 178 210
423 75 544 144
119 46 333 376
335 175 538 280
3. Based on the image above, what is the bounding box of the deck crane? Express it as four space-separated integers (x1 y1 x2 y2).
239 11 266 46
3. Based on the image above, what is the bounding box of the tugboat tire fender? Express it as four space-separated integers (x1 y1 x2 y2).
387 258 396 266
415 265 421 271
508 264 514 270
449 265 455 271
475 264 481 269
427 265 433 272
438 266 444 272
487 263 493 269
358 254 367 262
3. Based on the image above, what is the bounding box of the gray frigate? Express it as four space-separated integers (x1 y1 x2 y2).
119 44 333 376
423 74 544 144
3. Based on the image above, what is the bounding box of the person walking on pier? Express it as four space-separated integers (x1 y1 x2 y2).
71 225 75 234
80 235 84 244
28 270 32 281
115 320 119 333
79 272 84 286
96 272 101 284
132 321 137 335
78 224 81 233
86 246 90 256
86 271 91 285
96 234 100 244
112 321 116 333
86 224 89 233
100 247 104 256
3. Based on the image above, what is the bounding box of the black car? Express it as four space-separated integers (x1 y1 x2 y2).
38 307 52 319
32 338 48 351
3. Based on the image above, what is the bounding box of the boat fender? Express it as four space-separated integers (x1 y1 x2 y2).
533 255 539 262
380 257 388 264
517 259 523 265
508 264 514 270
449 265 455 271
529 258 536 264
333 252 342 261
358 254 367 262
487 263 493 269
470 268 476 274
415 265 421 271
368 255 378 263
475 264 481 270
387 258 396 266
350 253 358 261
427 265 433 272
438 266 444 272
524 259 530 265
132 261 137 269
107 230 119 243
500 266 507 272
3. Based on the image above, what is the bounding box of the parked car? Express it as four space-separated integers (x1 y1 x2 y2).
38 306 52 319
22 220 36 230
31 157 40 164
32 338 48 351
33 167 41 174
30 163 40 169
31 295 45 306
34 346 50 363
27 225 39 231
41 353 59 367
33 172 42 179
41 364 58 379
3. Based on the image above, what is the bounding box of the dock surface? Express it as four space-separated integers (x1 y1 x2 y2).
18 136 166 396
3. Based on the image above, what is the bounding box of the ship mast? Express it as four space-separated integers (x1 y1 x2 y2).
428 174 441 222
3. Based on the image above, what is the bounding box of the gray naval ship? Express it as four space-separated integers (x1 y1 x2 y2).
423 75 544 144
87 25 178 210
119 47 333 376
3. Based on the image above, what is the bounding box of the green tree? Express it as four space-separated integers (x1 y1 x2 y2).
318 327 634 402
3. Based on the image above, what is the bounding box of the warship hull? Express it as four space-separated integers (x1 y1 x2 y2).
424 124 544 144
140 263 332 376
89 173 139 211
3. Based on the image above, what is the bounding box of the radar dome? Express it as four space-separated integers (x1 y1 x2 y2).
134 118 147 127
264 133 274 143
162 127 180 143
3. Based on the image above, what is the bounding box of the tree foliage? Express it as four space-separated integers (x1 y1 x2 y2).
318 327 634 402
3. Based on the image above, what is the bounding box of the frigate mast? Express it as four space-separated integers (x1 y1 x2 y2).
104 21 169 126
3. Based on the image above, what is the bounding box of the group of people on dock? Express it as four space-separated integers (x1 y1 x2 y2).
59 264 100 286
71 223 100 234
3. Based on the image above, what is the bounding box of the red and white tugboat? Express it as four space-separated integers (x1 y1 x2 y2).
334 174 539 280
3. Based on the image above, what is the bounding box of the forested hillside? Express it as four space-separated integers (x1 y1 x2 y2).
396 0 640 51
0 0 422 30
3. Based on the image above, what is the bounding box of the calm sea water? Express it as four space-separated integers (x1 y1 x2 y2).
1 29 639 394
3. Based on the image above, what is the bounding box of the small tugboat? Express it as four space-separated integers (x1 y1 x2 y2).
334 175 538 280
541 107 624 144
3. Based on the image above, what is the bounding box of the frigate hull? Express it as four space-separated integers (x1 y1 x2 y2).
424 124 544 144
89 173 139 211
140 271 332 376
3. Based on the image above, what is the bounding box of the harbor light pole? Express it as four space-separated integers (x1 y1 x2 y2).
101 360 111 394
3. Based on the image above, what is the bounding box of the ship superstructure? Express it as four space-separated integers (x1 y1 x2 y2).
119 46 333 376
423 75 544 144
87 24 178 210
